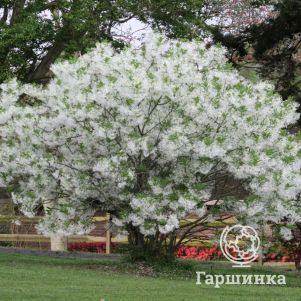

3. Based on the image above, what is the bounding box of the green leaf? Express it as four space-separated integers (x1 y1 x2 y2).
126 98 134 106
193 183 207 191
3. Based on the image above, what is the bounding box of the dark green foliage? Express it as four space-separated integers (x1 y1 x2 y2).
212 0 301 124
250 0 301 55
0 0 207 84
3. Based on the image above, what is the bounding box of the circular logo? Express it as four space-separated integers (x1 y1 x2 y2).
219 224 260 267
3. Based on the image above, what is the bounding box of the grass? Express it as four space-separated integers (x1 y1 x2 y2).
0 252 300 301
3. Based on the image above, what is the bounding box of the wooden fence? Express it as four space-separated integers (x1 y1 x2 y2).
0 213 128 254
0 214 236 254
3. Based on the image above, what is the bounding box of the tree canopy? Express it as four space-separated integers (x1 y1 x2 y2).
0 0 206 84
0 34 300 255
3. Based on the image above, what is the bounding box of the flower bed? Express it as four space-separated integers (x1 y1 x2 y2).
176 245 223 261
68 242 117 253
68 242 296 262
176 245 295 262
265 252 294 263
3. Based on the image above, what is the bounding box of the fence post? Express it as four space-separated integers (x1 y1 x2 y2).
50 235 68 252
105 213 111 254
258 224 265 266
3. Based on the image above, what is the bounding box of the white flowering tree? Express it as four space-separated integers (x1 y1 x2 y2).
0 34 300 257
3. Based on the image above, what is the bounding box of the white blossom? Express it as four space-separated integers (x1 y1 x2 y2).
0 34 300 236
280 227 294 241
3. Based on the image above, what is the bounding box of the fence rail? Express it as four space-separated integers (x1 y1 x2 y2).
0 214 236 254
0 215 109 223
0 213 120 254
0 234 126 243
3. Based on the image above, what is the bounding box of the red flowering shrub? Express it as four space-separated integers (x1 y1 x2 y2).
265 251 294 262
68 242 295 263
68 242 117 253
176 245 295 262
176 245 223 261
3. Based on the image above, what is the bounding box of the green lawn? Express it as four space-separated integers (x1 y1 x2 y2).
0 253 300 301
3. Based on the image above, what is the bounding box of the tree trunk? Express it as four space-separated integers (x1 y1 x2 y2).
295 253 301 271
126 224 177 261
27 41 65 83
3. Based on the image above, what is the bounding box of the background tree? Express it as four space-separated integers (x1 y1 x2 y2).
209 0 301 125
0 0 207 84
